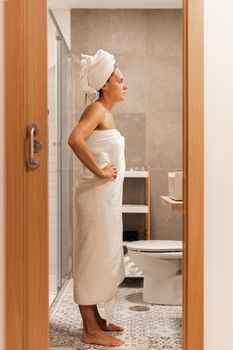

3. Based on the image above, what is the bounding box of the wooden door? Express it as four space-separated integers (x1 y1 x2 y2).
5 1 203 350
6 1 49 349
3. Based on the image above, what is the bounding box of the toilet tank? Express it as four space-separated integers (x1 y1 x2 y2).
168 172 183 200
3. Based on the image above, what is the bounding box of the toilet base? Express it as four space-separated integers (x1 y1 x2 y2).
143 274 182 305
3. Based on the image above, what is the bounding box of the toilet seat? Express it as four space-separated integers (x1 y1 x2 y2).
126 240 182 252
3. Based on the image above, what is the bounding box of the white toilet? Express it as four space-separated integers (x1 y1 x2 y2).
126 240 183 305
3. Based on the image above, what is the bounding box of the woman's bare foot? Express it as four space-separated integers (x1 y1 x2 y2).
97 318 124 332
82 328 124 347
93 306 124 332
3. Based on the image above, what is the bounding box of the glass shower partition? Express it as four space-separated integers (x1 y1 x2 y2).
48 10 73 307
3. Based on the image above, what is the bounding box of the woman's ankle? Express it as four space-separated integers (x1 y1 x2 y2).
83 320 102 334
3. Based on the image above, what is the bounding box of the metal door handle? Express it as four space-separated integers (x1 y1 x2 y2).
26 124 42 169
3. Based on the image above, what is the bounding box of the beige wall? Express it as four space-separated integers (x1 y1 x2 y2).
52 9 71 49
0 3 5 350
204 1 233 349
71 9 183 241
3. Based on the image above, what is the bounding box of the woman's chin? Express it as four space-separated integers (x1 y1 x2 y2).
115 94 126 103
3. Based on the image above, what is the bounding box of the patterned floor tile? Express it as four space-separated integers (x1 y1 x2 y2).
49 278 182 349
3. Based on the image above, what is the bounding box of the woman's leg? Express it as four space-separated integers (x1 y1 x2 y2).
78 304 124 347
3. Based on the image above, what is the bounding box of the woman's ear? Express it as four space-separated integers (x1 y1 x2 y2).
101 82 108 92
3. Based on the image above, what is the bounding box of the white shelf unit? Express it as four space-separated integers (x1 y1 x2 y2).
122 166 151 240
124 170 149 178
122 204 148 213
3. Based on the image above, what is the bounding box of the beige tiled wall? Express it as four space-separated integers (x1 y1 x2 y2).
71 9 183 240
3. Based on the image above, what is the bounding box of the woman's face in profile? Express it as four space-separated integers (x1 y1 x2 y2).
104 68 128 102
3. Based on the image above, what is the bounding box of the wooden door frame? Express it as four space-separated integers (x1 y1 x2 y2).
5 1 203 349
182 1 204 349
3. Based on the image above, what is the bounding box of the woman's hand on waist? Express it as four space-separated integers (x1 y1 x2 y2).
99 163 117 179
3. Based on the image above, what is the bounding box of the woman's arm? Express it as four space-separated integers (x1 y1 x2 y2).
68 104 117 179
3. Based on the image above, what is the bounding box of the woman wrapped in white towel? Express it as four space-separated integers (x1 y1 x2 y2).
68 49 128 347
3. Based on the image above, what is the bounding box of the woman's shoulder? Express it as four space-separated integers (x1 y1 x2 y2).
79 101 106 124
83 101 105 116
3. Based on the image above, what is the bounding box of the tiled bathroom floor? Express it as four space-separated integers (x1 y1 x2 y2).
49 278 182 350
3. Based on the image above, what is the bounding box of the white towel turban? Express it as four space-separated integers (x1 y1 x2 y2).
80 49 116 105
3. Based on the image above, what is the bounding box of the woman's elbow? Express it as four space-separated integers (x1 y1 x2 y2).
67 135 74 147
68 134 77 149
68 134 82 149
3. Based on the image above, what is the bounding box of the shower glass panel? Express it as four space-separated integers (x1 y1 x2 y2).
48 10 73 307
59 36 73 286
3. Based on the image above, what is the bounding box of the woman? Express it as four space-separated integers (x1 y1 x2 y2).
68 49 128 347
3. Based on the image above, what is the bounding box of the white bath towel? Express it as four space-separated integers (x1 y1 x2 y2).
73 129 125 326
80 49 116 105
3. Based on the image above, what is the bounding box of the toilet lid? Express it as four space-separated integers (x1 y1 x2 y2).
126 240 182 252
